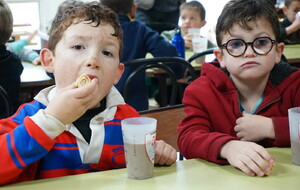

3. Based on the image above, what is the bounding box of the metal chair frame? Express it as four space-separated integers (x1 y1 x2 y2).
0 86 12 118
123 57 196 108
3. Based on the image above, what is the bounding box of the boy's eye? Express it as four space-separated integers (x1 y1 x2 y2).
254 39 268 47
102 50 113 57
72 45 85 50
228 40 244 49
190 17 196 21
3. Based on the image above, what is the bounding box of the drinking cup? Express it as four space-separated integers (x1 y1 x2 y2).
288 107 300 166
121 117 157 179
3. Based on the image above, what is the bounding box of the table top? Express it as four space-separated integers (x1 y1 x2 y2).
21 62 54 88
283 44 300 64
3 148 300 190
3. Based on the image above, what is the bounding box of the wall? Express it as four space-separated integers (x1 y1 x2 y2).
39 0 91 34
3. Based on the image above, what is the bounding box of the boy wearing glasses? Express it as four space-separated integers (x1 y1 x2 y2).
178 0 300 177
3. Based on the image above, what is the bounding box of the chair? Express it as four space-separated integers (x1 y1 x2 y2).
123 57 196 109
187 48 215 64
139 104 185 160
0 86 12 119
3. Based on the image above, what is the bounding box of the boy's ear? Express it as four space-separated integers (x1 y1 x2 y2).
200 20 207 28
214 48 226 68
282 6 288 16
275 42 285 64
40 48 54 73
129 3 137 19
114 63 125 84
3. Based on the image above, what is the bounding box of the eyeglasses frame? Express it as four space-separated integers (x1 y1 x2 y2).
219 37 278 57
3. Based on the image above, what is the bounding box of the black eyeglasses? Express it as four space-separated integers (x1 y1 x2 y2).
220 37 277 57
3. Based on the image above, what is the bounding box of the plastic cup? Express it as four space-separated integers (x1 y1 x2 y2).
192 36 208 64
188 28 201 37
288 107 300 166
121 117 157 179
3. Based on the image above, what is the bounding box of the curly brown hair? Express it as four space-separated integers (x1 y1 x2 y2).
48 1 123 58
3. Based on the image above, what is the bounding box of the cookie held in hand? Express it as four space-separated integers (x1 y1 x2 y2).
75 74 91 87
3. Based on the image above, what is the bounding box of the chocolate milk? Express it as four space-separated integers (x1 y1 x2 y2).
124 143 154 179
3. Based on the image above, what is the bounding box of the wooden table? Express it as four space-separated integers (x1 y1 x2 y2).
3 148 300 190
284 44 300 66
20 62 54 102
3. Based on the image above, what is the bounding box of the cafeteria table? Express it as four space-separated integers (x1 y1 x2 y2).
20 62 54 103
2 148 299 190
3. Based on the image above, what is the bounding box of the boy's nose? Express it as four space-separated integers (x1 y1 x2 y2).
85 57 100 69
243 44 256 57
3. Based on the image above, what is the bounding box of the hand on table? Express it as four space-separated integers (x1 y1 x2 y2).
183 33 193 49
32 56 41 65
220 140 275 177
154 140 177 165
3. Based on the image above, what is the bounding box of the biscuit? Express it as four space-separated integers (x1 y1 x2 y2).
75 74 91 87
265 162 275 176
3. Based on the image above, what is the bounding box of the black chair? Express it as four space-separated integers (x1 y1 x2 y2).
123 57 196 109
187 48 215 64
0 86 12 119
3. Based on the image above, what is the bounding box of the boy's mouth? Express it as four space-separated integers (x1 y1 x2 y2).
241 61 259 67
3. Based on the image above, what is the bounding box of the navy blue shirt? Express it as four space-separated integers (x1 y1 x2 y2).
115 15 183 111
0 45 23 118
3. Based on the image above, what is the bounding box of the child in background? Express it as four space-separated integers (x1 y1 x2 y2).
280 0 300 44
6 30 41 65
101 0 184 111
178 0 300 177
161 1 215 49
0 2 176 185
0 0 23 118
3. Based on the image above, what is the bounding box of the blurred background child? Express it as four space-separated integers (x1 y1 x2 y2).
0 0 23 118
280 0 300 44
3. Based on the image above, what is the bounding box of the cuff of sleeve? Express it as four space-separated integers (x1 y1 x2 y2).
30 109 67 139
272 117 290 146
29 53 39 63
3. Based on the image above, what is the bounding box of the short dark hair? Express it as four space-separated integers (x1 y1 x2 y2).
48 1 123 58
215 0 280 47
285 0 300 7
180 1 206 21
0 0 13 45
55 0 84 18
100 0 133 15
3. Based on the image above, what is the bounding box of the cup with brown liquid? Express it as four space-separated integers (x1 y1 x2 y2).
121 117 157 179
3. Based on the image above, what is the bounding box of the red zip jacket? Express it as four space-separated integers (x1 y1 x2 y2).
178 62 300 164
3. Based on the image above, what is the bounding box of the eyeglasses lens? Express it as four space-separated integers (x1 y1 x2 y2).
225 37 273 57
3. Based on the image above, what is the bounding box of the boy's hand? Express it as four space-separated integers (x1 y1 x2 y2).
32 56 41 65
183 33 193 48
286 15 300 35
44 78 100 124
220 140 275 176
154 140 177 165
234 112 275 142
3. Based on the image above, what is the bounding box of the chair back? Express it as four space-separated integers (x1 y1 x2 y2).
0 86 12 119
187 48 215 64
139 104 185 152
123 57 196 109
